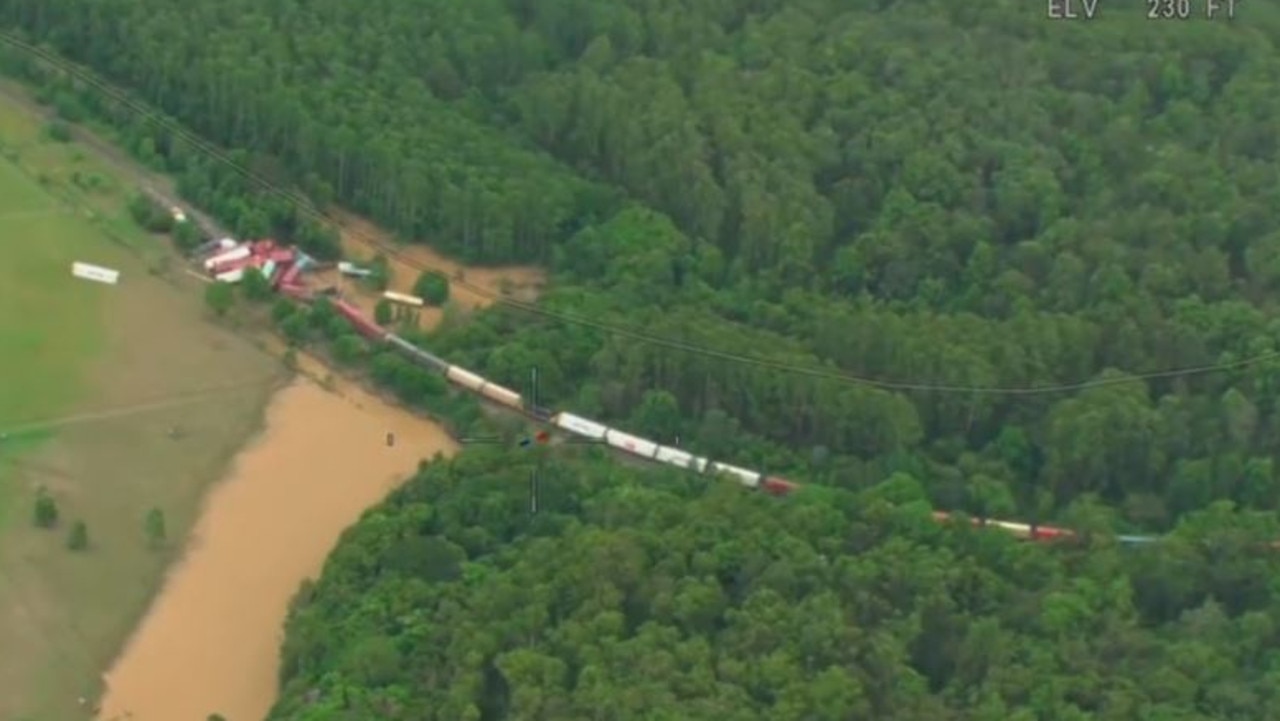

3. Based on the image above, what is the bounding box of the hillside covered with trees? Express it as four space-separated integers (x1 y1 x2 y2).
6 0 1280 717
268 452 1280 720
6 0 1278 529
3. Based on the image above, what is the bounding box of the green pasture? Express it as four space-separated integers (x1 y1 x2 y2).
0 159 107 523
0 84 286 721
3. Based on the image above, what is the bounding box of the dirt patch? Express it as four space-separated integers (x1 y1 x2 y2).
94 376 458 721
328 209 545 331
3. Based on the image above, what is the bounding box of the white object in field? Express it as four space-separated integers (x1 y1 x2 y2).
604 428 659 458
203 245 250 270
170 207 187 223
337 261 372 277
445 365 487 392
217 238 238 249
710 462 761 488
382 290 424 307
71 261 120 285
215 268 244 283
260 260 277 280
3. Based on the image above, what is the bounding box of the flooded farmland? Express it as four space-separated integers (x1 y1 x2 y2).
95 375 458 721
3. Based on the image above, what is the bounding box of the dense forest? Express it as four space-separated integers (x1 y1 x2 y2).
266 451 1280 720
8 0 1280 528
5 0 1280 717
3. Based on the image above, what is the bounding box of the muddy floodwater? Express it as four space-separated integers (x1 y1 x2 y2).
96 375 458 721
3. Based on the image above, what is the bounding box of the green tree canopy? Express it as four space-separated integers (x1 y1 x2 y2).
203 281 234 317
264 452 1280 721
413 272 449 306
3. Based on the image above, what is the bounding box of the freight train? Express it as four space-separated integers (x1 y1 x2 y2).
317 297 805 496
264 267 1128 546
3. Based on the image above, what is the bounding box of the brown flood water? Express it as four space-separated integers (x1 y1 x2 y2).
95 373 458 721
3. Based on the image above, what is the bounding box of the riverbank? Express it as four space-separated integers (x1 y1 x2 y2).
0 54 537 721
0 91 283 721
94 375 459 721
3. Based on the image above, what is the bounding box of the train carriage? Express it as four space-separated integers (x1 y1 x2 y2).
603 428 660 458
445 365 487 393
384 334 449 372
654 445 709 473
478 381 522 409
333 299 387 341
553 412 609 441
708 461 761 488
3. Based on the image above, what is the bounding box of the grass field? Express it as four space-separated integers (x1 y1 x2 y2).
0 96 284 720
0 161 104 439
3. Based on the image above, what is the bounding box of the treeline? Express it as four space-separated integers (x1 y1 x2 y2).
15 0 1275 297
0 0 622 263
6 0 1280 528
427 207 1280 530
266 450 1280 720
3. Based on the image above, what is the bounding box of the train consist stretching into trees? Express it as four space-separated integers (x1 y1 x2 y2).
230 240 1120 547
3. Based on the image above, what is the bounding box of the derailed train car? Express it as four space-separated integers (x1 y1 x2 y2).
333 300 387 341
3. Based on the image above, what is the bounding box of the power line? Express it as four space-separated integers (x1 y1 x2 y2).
3 32 1274 396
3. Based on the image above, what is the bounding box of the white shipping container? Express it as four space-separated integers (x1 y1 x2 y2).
71 261 120 285
445 365 487 392
654 445 708 472
604 428 659 458
338 261 372 277
553 412 608 441
215 268 245 283
710 462 761 488
383 290 425 307
479 382 522 408
204 245 250 270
